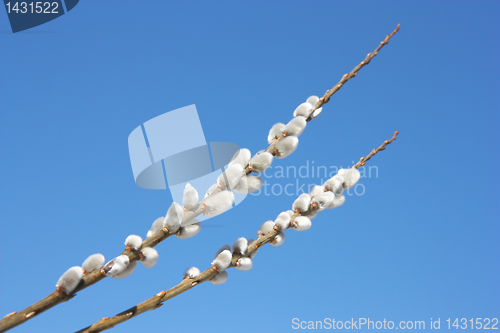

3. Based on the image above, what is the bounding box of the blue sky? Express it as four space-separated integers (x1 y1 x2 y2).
0 1 498 332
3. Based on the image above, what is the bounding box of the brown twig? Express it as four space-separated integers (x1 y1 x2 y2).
76 131 399 333
352 131 399 169
0 230 172 333
309 23 400 118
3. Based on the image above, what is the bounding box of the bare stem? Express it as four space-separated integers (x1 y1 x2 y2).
309 24 400 118
352 131 399 169
76 131 399 333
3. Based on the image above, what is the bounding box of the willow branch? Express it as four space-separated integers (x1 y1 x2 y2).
0 25 400 333
0 229 172 333
76 131 399 333
352 131 399 169
309 23 400 117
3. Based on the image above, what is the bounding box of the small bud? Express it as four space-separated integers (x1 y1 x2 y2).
82 254 105 275
249 152 273 173
257 220 275 237
275 136 299 159
233 175 263 194
306 95 319 106
324 175 345 194
228 148 251 168
163 202 184 233
125 235 143 251
326 193 345 209
267 123 285 144
139 247 159 268
176 221 202 240
210 271 229 285
274 212 291 231
235 257 253 271
338 168 361 190
212 249 232 272
147 217 164 238
182 183 199 210
56 266 83 294
113 260 137 279
284 116 307 137
203 190 234 217
271 232 286 246
102 255 130 277
218 164 244 190
293 102 313 117
183 267 201 279
292 216 312 231
232 237 248 256
292 193 312 213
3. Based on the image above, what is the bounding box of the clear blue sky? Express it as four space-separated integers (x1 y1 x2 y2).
1 1 498 332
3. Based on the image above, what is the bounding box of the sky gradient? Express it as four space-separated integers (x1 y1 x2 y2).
1 1 498 332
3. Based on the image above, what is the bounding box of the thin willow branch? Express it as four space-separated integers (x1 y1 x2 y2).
0 25 400 333
309 23 400 118
352 131 399 169
76 132 399 333
0 230 172 333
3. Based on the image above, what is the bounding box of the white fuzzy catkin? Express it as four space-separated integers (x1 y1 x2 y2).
235 257 253 271
56 266 83 294
113 260 137 279
257 220 275 237
214 245 231 259
311 192 335 210
203 190 234 217
183 266 201 279
212 249 232 272
218 164 244 190
232 237 248 255
140 247 159 268
271 232 286 246
324 174 345 194
310 107 322 120
182 183 199 210
249 152 273 173
228 148 251 168
275 136 299 159
204 183 218 199
285 210 295 217
293 102 313 117
125 235 143 251
210 271 229 285
284 116 307 137
306 95 319 106
147 217 164 238
247 239 258 259
176 222 202 240
268 122 286 144
309 185 325 198
103 255 129 277
163 202 183 233
274 212 291 231
308 209 319 220
82 254 105 274
292 193 312 212
338 168 361 190
234 175 263 194
327 193 345 209
292 216 312 231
